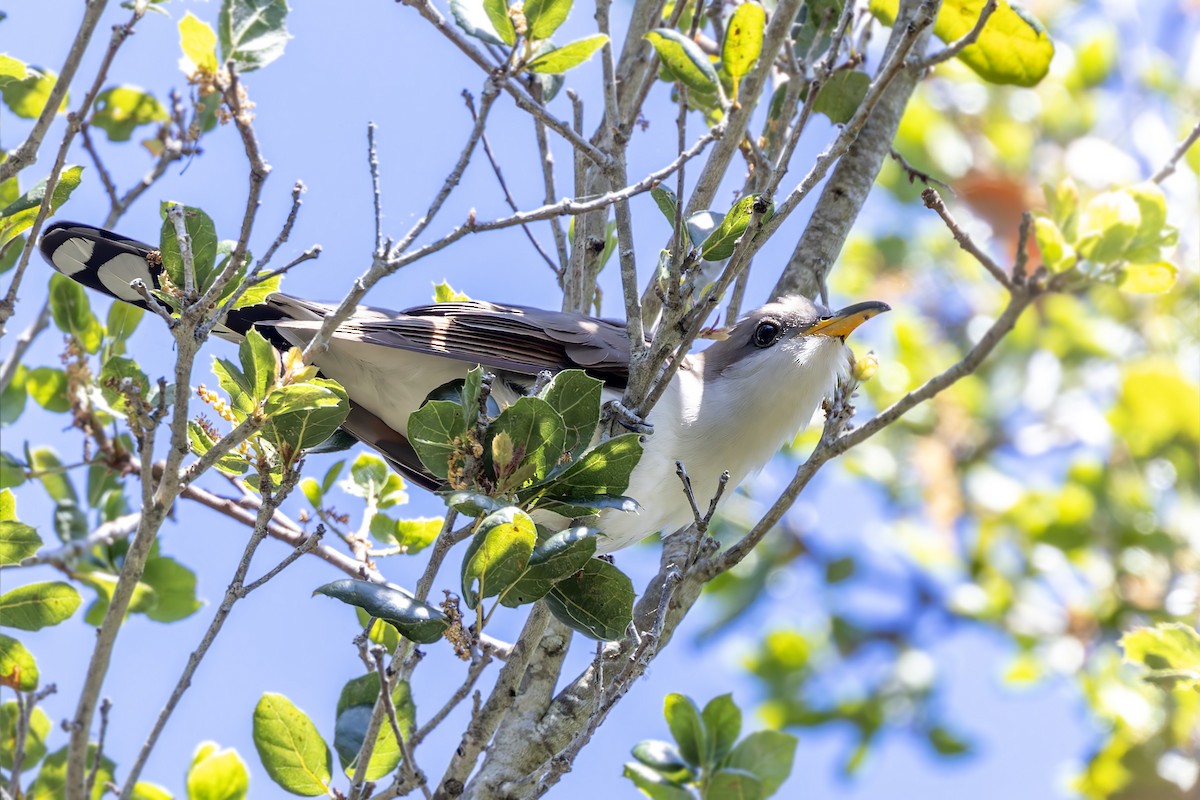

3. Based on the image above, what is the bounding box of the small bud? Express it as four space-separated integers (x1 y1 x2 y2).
852 351 879 382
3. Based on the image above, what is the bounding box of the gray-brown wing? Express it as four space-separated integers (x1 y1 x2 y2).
266 296 632 389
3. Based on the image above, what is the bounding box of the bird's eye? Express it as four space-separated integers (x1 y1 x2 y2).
752 320 780 348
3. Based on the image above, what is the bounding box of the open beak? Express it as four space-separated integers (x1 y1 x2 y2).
806 301 891 339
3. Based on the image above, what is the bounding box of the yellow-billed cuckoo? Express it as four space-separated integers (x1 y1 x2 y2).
39 222 888 552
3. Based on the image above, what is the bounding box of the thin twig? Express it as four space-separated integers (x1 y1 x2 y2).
1150 118 1200 184
888 146 952 190
921 187 1015 290
916 0 998 69
410 651 492 747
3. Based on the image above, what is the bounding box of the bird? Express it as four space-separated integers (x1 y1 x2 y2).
39 221 889 552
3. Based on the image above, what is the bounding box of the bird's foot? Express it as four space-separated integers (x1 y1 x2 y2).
603 400 654 435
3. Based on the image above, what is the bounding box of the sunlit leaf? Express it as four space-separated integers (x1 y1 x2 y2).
219 0 291 72
252 693 332 796
526 35 608 74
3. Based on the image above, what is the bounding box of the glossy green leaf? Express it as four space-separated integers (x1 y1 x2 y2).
1 701 49 770
219 0 291 72
0 66 64 119
486 396 567 485
451 0 510 46
265 379 350 452
524 0 572 39
179 12 219 75
651 186 678 227
539 369 603 456
706 767 764 800
524 433 643 503
702 693 742 765
631 739 691 776
92 85 168 142
0 165 84 248
699 195 774 260
545 557 633 640
813 70 869 125
870 0 1054 86
0 581 81 630
499 526 597 607
722 2 765 81
240 327 278 402
141 556 202 622
188 421 250 477
663 693 707 768
252 693 332 796
333 674 414 779
407 399 466 480
644 29 720 95
160 203 219 292
0 633 39 691
724 730 798 796
187 744 249 800
623 762 694 800
313 579 449 644
527 34 608 73
443 489 509 517
0 488 15 520
0 520 40 565
461 506 537 606
49 272 103 353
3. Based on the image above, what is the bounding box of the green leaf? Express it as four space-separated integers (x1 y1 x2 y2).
375 517 442 554
623 762 694 800
499 526 597 607
0 520 40 565
29 744 115 800
130 782 174 800
99 356 150 415
253 693 332 796
702 694 742 765
631 739 691 777
0 54 31 87
871 0 1053 86
407 399 467 480
141 556 202 622
644 29 721 95
721 2 766 82
313 579 449 644
1075 189 1140 264
1118 261 1178 294
265 379 350 452
49 272 103 353
219 0 291 72
92 85 168 142
813 70 869 125
651 186 679 227
539 370 603 457
0 633 39 691
187 743 249 800
451 0 511 47
78 570 157 624
26 366 69 412
106 301 144 342
0 581 81 630
0 66 64 119
179 12 219 75
188 421 250 477
663 693 707 768
212 357 255 416
1033 215 1074 273
526 34 608 73
333 674 414 779
545 557 633 640
240 327 278 402
485 396 566 485
705 768 764 800
699 195 774 260
1043 178 1079 237
1125 182 1168 250
160 203 219 291
524 0 572 39
433 279 471 302
1 701 50 771
724 730 798 796
29 447 76 504
524 433 643 505
927 725 972 756
0 165 84 248
1120 622 1200 690
0 364 26 425
0 488 15 520
461 506 537 607
443 490 509 517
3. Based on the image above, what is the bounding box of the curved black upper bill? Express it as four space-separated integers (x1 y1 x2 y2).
806 300 891 338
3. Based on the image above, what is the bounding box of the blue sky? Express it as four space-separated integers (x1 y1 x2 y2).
2 1 1108 796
